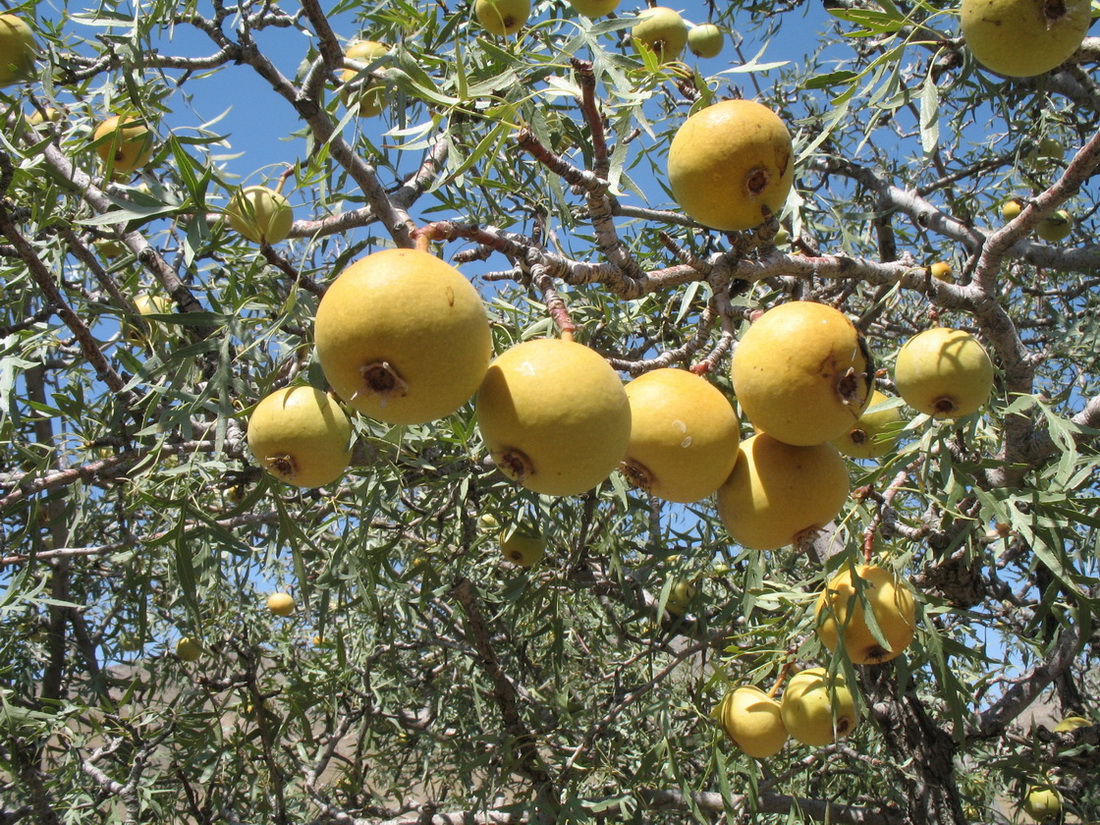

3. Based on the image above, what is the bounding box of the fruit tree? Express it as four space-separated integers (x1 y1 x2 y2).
1 0 1099 823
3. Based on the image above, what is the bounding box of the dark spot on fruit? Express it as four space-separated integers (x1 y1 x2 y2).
933 396 959 415
776 149 790 178
1044 0 1067 23
620 459 654 493
362 361 409 399
745 166 770 197
267 454 297 481
850 427 868 446
508 551 522 562
496 448 533 483
445 286 455 307
837 717 851 736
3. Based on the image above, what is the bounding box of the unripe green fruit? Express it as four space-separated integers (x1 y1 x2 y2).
93 115 154 174
717 686 788 758
1037 209 1073 242
894 328 994 419
499 526 545 567
668 99 794 232
731 301 874 446
631 6 689 62
780 668 858 747
568 0 619 17
815 564 916 665
477 338 631 497
717 434 850 551
340 40 389 118
315 249 492 425
961 0 1091 77
1022 785 1062 821
687 23 724 58
830 390 904 459
0 14 36 85
622 368 740 503
475 0 531 35
247 386 353 488
226 185 294 244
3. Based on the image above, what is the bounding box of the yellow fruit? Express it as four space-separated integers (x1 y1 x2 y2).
340 40 389 118
247 386 353 488
667 99 794 232
314 249 491 425
1023 785 1062 821
474 0 531 35
125 293 172 345
687 23 724 58
717 433 850 551
1002 197 1024 220
894 327 995 419
226 185 294 244
1037 209 1073 242
478 338 631 496
93 115 154 174
0 15 36 85
815 564 916 665
26 106 60 128
717 685 788 758
568 0 619 17
478 513 500 531
780 668 858 747
1053 715 1090 732
621 368 740 503
175 637 202 662
665 578 697 615
631 6 689 62
929 261 953 281
96 238 126 259
830 390 904 460
267 592 295 617
961 0 1090 77
499 526 545 567
731 301 874 446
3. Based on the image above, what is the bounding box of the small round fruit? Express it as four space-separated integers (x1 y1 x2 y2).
780 668 858 747
961 0 1090 77
314 249 492 425
125 293 172 344
717 434 850 551
1023 785 1062 821
226 185 294 244
687 23 723 58
477 338 631 496
894 328 995 419
929 261 953 281
1037 209 1073 242
815 564 916 665
26 106 60 128
475 0 531 35
176 637 202 662
267 592 295 617
340 40 389 118
247 386 353 488
665 578 697 616
717 685 788 758
568 0 619 17
1054 715 1090 732
668 99 794 232
830 390 904 460
731 301 874 446
96 238 126 260
0 15 36 85
1002 197 1024 221
621 368 740 503
631 6 689 62
93 115 155 174
500 526 545 567
478 513 500 532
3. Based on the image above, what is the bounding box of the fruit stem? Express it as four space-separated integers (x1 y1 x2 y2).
273 165 293 197
767 662 793 699
413 231 431 253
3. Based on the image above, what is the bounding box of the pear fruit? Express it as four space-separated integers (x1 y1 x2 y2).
780 668 858 746
961 0 1090 77
894 327 995 419
340 40 389 117
175 637 202 662
1053 715 1090 732
499 525 546 567
1023 785 1062 821
247 386 353 488
1037 209 1073 242
731 301 873 447
226 185 294 244
830 391 904 460
477 338 631 496
668 99 794 232
717 433 850 551
716 685 788 758
93 115 154 174
687 23 724 58
267 593 295 617
1002 197 1024 220
314 249 492 425
631 6 689 62
475 0 531 35
0 14 36 85
621 368 740 503
568 0 619 17
815 564 916 665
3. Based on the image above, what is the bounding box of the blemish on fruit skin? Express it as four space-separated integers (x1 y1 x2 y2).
445 286 455 307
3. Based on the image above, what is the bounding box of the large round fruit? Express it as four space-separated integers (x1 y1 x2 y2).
1037 209 1073 242
716 434 850 551
226 185 294 244
830 390 904 460
93 115 154 174
247 386 353 488
960 0 1090 77
668 100 794 232
475 0 531 35
815 564 916 665
0 15 36 85
894 328 995 419
780 668 858 747
716 685 789 758
622 368 740 503
687 23 724 58
476 338 631 497
267 592 296 617
731 301 874 446
175 637 202 662
1022 785 1062 821
568 0 619 17
340 40 389 118
314 249 492 425
631 6 689 62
